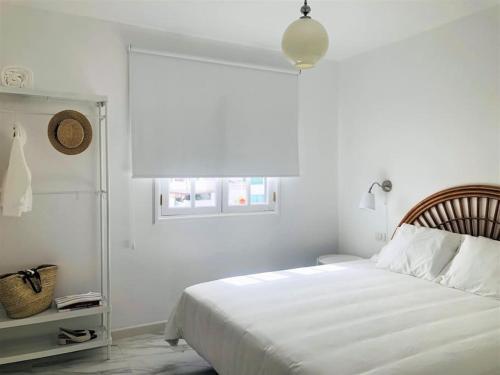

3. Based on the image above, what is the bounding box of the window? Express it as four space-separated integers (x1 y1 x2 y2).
157 178 278 218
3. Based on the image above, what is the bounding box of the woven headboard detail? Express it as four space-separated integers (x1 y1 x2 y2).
398 185 500 241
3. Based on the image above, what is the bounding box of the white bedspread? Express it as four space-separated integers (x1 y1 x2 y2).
165 261 500 375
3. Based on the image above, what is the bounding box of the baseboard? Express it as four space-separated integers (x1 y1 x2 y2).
112 320 167 340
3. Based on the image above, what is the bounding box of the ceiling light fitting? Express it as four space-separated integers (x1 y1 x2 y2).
281 0 329 70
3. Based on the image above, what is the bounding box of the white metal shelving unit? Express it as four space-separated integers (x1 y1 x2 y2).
0 87 111 365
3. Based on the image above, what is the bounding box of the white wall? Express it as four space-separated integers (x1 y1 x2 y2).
0 4 338 328
3 2 496 331
337 7 500 258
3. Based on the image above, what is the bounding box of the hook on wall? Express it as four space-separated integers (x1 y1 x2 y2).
12 122 21 138
11 122 25 139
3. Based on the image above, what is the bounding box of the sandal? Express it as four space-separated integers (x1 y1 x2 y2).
58 328 97 345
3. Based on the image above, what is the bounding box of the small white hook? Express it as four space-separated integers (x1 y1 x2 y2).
12 121 22 138
12 122 19 138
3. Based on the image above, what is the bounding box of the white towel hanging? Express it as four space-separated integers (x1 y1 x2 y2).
0 122 32 217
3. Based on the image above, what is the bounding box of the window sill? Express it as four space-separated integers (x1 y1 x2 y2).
156 210 278 222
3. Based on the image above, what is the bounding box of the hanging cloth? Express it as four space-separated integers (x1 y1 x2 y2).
1 123 32 216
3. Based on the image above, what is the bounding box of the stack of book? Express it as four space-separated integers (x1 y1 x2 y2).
55 292 102 312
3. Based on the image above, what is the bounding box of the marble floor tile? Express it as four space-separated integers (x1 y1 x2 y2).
0 334 216 375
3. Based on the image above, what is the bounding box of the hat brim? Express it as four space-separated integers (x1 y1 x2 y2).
48 110 93 155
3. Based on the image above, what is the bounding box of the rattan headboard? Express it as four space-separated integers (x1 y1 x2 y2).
398 185 500 241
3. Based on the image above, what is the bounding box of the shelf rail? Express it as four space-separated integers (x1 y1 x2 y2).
0 108 102 118
0 189 107 196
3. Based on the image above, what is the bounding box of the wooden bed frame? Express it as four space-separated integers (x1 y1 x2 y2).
398 184 500 241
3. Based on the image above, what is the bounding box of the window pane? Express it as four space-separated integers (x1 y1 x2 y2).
227 178 248 206
168 178 191 208
250 177 267 205
194 178 217 207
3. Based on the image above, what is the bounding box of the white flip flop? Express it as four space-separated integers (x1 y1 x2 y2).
58 328 97 345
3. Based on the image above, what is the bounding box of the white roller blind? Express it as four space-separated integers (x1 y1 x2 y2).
129 48 299 178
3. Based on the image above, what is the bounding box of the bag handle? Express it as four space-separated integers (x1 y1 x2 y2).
18 269 42 293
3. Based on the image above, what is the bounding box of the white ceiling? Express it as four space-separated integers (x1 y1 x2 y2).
12 0 500 60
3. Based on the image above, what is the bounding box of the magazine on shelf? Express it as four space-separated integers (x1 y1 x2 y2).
55 292 103 311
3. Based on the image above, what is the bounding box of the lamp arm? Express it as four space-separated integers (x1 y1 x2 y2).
368 180 393 193
368 182 381 193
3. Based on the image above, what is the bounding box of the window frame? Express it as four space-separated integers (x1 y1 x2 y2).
159 178 222 217
154 177 279 221
222 177 278 214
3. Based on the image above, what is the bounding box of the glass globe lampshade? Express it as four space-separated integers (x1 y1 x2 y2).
282 2 329 70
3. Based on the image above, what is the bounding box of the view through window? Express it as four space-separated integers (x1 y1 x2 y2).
159 178 278 217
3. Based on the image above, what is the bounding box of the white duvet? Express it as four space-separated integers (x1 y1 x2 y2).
165 261 500 375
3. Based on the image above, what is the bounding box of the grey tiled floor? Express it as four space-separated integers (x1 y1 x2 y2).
0 334 217 375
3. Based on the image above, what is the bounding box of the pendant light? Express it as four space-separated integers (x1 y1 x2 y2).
282 0 329 70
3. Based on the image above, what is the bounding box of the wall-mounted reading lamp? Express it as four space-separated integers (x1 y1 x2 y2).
359 180 393 210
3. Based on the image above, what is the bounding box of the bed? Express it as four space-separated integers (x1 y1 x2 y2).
165 185 500 375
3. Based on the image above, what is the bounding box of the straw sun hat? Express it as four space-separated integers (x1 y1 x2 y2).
48 110 92 155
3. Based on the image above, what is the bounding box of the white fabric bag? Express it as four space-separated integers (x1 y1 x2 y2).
1 123 32 217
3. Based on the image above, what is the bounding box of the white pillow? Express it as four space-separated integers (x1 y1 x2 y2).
376 224 462 280
440 235 499 298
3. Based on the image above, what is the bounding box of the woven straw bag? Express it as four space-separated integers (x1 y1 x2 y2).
0 265 57 319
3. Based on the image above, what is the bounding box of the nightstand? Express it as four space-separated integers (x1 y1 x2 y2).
317 254 363 265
